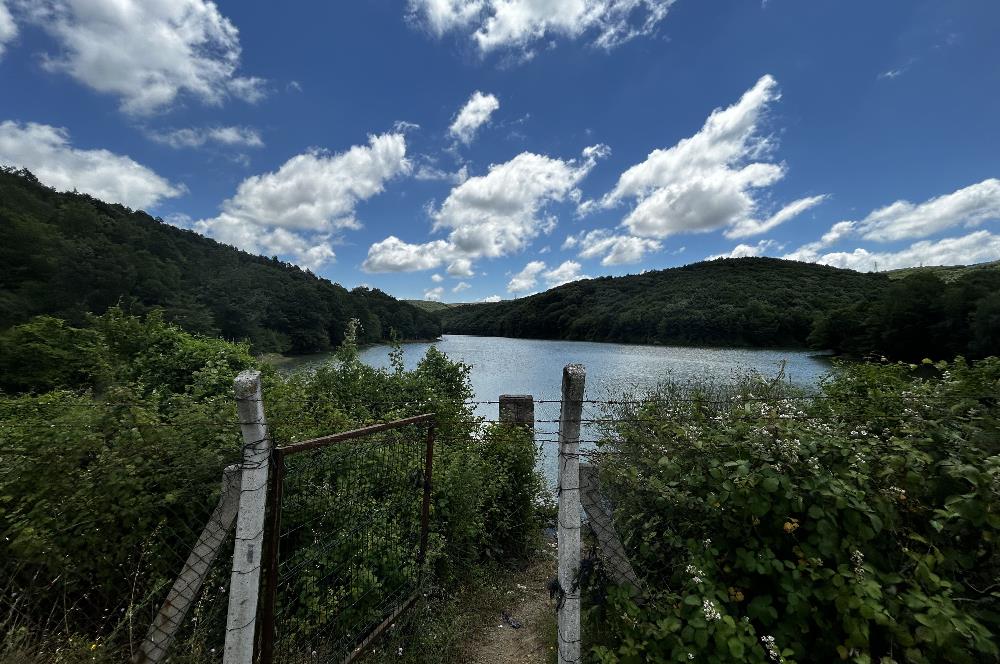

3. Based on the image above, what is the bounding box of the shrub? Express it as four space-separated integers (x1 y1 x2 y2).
586 359 1000 664
0 312 543 660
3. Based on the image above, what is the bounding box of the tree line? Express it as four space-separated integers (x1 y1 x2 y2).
0 168 441 354
439 256 1000 361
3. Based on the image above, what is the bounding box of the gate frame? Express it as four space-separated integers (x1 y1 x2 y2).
258 414 436 664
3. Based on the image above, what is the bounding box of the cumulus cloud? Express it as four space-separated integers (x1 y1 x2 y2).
424 286 445 301
0 120 183 208
788 231 1000 272
507 260 546 293
363 146 605 272
707 239 778 260
564 229 662 265
784 179 1000 263
447 258 475 277
449 91 499 145
20 0 264 114
408 0 676 54
197 133 409 270
544 260 590 287
507 259 589 293
481 294 503 302
433 147 603 257
431 273 444 283
148 125 263 149
855 179 1000 242
783 220 856 263
362 236 451 272
0 1 17 58
452 281 471 292
598 75 824 240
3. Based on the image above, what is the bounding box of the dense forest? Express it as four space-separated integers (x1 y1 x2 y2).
440 257 1000 360
0 168 440 354
442 258 887 348
810 270 1000 361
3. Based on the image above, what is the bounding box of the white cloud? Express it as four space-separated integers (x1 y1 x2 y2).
599 75 823 240
363 146 605 273
414 163 469 183
544 260 589 287
0 120 182 208
197 133 409 270
725 194 827 239
408 0 676 54
783 220 856 263
784 179 1000 263
21 0 263 114
789 231 1000 272
707 239 778 260
449 91 499 145
362 236 451 272
0 0 17 58
452 281 471 292
855 179 1000 242
564 228 662 265
507 259 589 293
424 286 445 301
393 120 421 133
149 125 263 149
481 294 503 302
431 273 444 283
508 260 546 293
447 257 475 277
432 147 604 258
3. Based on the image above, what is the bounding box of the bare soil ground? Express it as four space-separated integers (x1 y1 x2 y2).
464 545 557 664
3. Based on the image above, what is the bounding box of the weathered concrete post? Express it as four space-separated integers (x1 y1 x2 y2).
224 371 271 664
499 394 534 427
558 364 585 664
134 465 242 663
579 464 642 596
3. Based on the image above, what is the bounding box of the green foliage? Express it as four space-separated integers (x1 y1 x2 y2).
0 312 542 659
586 360 1000 663
809 271 1000 361
0 168 440 353
441 257 886 348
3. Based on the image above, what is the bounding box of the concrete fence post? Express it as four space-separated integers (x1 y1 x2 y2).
579 463 642 596
499 394 534 427
558 364 585 664
224 370 272 664
134 464 242 663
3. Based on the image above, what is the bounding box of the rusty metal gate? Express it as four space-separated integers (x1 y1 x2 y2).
258 414 435 663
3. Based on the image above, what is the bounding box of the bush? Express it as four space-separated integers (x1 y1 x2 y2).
586 359 1000 663
0 312 543 661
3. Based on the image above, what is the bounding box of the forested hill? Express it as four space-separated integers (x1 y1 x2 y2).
442 258 888 348
0 168 440 353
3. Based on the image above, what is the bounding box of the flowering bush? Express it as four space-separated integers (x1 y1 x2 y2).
586 359 1000 663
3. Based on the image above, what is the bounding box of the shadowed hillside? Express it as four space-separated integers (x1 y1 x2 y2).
0 168 440 353
441 258 888 348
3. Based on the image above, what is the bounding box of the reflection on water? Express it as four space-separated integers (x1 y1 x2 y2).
279 334 833 487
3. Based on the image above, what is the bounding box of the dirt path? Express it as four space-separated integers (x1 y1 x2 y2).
465 547 557 664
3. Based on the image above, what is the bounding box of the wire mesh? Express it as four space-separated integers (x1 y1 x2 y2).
0 409 247 663
263 417 433 664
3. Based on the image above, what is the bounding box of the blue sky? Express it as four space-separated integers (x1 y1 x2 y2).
1 0 999 303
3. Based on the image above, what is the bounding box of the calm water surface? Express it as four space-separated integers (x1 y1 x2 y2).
281 334 832 485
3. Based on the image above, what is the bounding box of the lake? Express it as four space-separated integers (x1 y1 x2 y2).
280 334 833 486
